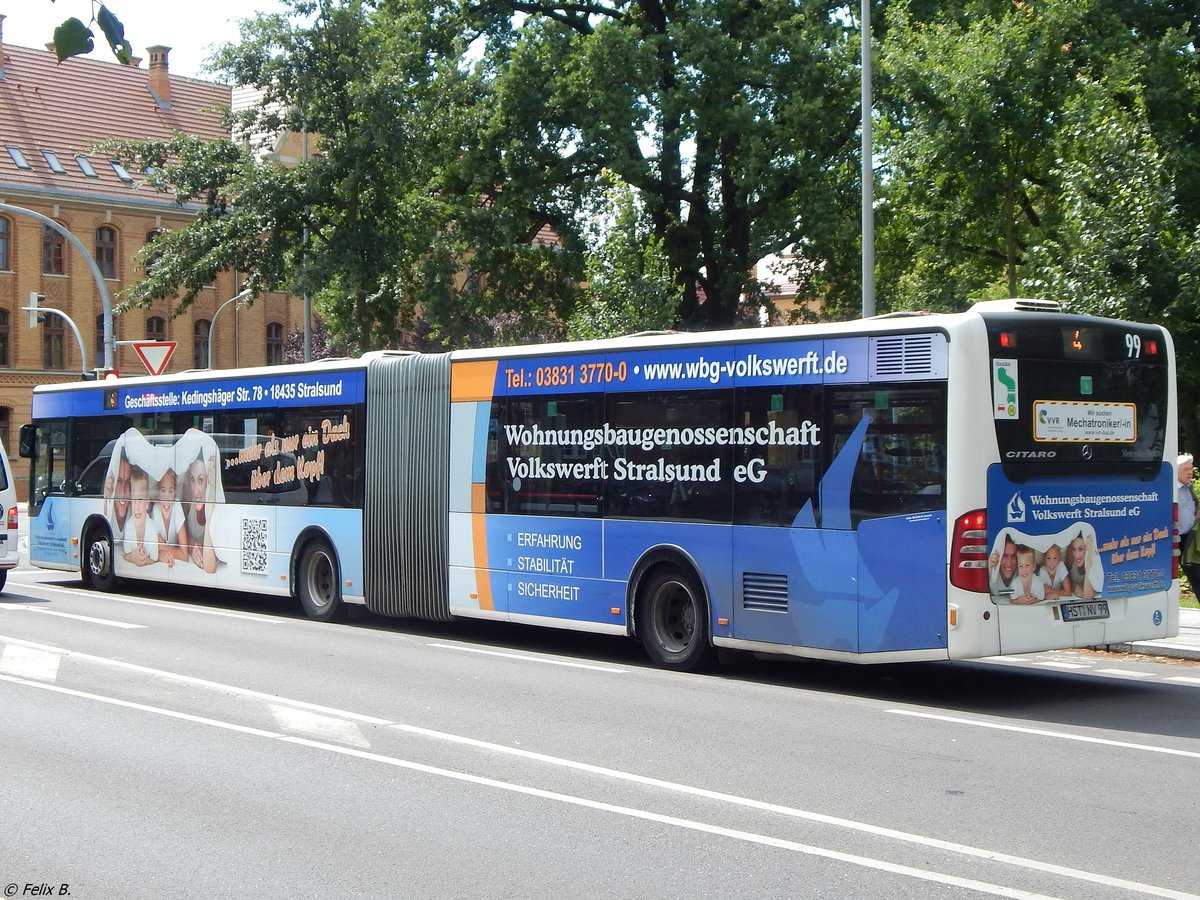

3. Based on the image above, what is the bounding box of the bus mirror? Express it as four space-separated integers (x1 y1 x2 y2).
18 423 36 458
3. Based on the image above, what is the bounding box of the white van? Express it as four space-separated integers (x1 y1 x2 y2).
0 439 17 592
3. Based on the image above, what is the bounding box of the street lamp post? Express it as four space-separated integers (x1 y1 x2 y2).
0 201 115 370
207 287 252 369
861 0 875 319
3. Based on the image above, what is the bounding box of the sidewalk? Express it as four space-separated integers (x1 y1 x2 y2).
1099 607 1200 661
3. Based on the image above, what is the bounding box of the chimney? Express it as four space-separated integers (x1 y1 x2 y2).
147 45 172 107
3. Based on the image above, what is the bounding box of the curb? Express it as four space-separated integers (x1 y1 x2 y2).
1093 642 1200 661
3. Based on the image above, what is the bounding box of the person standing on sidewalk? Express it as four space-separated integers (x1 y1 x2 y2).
1177 453 1200 589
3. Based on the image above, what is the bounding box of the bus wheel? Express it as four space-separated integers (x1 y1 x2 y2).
0 568 6 593
637 566 715 671
297 540 343 622
83 525 117 592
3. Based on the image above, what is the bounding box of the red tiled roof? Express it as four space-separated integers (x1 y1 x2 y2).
0 41 230 204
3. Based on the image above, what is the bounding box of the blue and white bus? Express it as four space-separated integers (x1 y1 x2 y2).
21 299 1179 668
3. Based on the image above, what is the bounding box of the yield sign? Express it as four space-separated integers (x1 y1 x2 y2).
132 340 177 376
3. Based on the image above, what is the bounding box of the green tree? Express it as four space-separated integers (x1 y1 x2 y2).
451 0 864 329
878 0 1084 309
877 0 1200 439
106 0 868 342
568 173 682 340
1021 83 1183 320
877 0 1200 317
108 0 583 351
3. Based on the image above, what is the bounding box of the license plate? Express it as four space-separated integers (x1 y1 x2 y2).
1061 600 1110 622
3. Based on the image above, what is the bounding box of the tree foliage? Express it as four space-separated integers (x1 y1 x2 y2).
88 0 1200 442
462 0 864 328
876 0 1200 439
877 0 1200 314
107 0 588 351
111 0 866 344
568 173 682 340
51 2 133 64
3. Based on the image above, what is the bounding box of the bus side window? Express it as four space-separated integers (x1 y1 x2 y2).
605 391 733 524
494 395 604 517
829 386 947 525
733 386 821 527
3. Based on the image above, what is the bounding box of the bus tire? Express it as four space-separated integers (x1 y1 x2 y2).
0 568 6 593
637 565 716 672
297 540 343 623
83 525 117 592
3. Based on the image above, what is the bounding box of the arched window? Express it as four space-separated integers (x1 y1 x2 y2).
266 322 284 366
44 317 65 369
95 226 117 279
0 407 9 456
146 316 166 342
194 319 211 369
0 216 10 271
0 309 10 367
42 225 65 275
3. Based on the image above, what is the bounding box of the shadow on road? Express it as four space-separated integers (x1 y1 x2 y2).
24 574 1200 745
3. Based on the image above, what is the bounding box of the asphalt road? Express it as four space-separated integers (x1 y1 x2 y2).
1 568 1198 900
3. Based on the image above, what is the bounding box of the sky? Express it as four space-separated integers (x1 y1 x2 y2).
1 1 285 80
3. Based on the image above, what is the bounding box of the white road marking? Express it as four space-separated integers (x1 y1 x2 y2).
382 723 1195 899
9 581 281 622
426 643 628 672
0 604 145 628
271 704 370 748
1 636 1188 899
1095 668 1155 678
0 644 62 681
889 709 1200 760
282 734 1067 900
0 670 1068 900
0 633 393 725
1165 676 1200 685
1031 660 1090 669
0 672 281 739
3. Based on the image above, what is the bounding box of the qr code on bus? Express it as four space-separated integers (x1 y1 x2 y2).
240 517 269 575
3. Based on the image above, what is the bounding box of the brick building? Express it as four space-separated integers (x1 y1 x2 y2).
0 22 302 499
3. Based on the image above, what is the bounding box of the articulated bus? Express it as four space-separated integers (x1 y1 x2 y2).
21 299 1179 669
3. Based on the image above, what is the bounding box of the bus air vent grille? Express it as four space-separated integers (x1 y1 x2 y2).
871 334 935 378
743 572 788 612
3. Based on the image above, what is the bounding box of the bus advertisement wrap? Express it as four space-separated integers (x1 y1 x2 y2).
986 464 1173 602
487 337 876 396
28 414 365 593
32 369 367 419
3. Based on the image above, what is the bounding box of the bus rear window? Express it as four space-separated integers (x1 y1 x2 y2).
987 317 1167 480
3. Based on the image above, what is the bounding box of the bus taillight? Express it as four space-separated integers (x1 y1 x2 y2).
950 509 989 592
